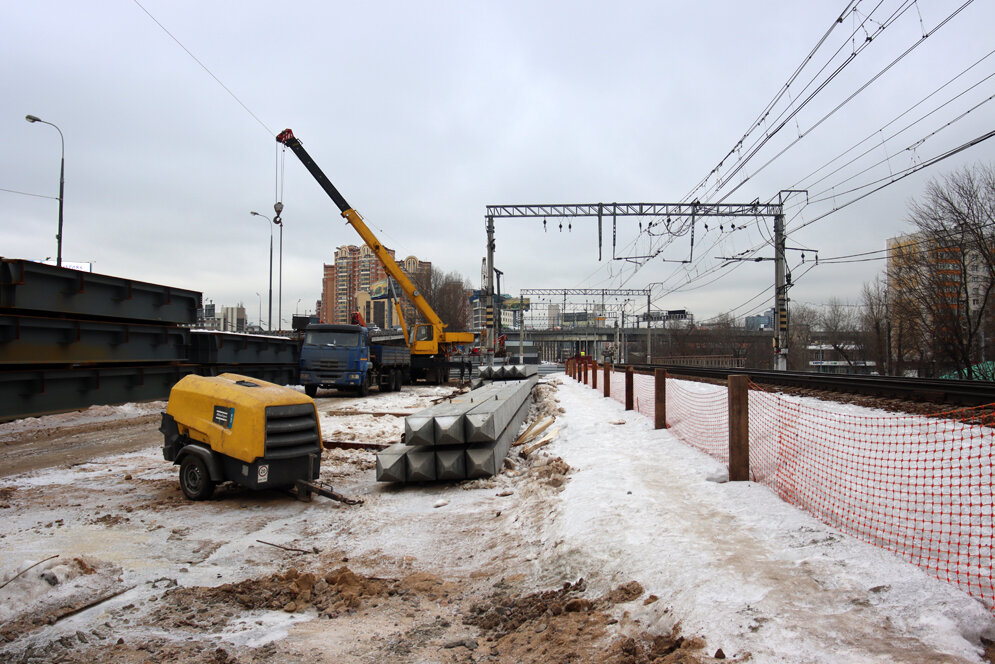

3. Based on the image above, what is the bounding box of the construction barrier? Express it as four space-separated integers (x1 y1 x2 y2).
564 366 995 614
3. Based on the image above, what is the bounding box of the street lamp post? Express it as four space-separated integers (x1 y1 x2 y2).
25 115 64 266
249 211 274 331
255 292 262 329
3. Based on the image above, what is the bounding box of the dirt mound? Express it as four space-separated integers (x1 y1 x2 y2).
155 564 401 626
605 580 644 604
0 485 15 508
530 381 564 420
398 571 458 599
531 455 571 488
464 579 708 663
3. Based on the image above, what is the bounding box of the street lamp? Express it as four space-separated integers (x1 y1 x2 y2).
255 292 262 329
249 211 274 331
25 114 64 266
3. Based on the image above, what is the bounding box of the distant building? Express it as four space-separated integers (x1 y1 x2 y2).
320 245 430 325
220 305 247 333
745 308 774 331
197 301 223 330
887 232 991 372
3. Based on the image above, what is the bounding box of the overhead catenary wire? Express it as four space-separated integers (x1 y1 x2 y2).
616 0 988 320
712 0 977 207
688 0 924 206
789 127 995 233
786 46 995 192
599 1 915 298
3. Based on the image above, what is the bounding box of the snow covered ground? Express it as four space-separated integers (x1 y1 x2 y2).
543 376 995 662
0 374 992 663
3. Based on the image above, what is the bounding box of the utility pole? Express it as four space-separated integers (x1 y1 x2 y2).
774 211 788 371
485 216 496 357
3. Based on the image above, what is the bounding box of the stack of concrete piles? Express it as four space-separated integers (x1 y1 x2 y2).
478 364 538 381
377 376 537 483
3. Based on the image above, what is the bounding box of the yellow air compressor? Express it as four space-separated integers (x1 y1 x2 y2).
160 373 355 503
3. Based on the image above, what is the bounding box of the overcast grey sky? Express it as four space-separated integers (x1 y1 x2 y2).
4 1 994 327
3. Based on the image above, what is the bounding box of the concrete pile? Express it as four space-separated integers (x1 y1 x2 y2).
376 376 537 482
478 364 538 380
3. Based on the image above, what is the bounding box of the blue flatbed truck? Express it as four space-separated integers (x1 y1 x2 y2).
299 323 410 397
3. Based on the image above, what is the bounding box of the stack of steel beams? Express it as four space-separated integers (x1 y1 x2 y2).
0 259 300 421
0 259 201 420
377 376 537 482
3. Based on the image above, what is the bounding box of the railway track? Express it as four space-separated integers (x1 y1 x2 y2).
620 364 995 408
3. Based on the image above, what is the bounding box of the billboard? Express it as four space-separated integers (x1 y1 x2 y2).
370 278 398 300
502 297 531 312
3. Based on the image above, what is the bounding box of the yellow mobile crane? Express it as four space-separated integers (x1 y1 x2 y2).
276 129 473 383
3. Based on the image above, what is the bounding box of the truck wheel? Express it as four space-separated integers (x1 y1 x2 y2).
359 374 370 397
304 384 318 398
179 455 215 501
393 370 403 392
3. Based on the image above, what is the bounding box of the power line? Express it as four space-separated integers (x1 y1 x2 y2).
790 127 995 233
716 0 975 206
643 1 985 309
132 0 273 136
787 47 995 192
0 187 58 201
615 2 913 297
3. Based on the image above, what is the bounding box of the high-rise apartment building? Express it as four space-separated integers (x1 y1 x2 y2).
320 245 431 326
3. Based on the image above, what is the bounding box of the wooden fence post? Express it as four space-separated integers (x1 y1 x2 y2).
654 369 667 429
728 374 750 481
592 360 598 390
603 364 611 398
583 360 589 385
625 367 634 411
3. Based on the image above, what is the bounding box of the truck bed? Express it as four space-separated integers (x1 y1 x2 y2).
371 343 410 368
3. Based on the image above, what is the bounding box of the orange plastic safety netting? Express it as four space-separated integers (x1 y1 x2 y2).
633 372 656 421
607 369 627 408
602 369 657 421
665 377 729 462
748 381 995 612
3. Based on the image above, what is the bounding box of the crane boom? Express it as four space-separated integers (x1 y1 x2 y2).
275 129 447 331
276 129 472 383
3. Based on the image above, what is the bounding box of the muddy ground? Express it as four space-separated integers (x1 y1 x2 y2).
0 382 721 664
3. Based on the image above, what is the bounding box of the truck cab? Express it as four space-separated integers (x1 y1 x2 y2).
300 323 410 397
299 324 371 397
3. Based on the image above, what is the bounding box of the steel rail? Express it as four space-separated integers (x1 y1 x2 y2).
620 364 995 407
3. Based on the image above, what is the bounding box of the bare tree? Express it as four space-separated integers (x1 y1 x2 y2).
897 164 995 378
860 277 890 374
413 268 472 331
786 303 817 371
818 298 862 368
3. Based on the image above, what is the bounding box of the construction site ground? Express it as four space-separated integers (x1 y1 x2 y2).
0 377 993 664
